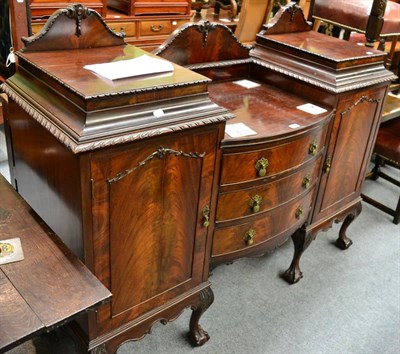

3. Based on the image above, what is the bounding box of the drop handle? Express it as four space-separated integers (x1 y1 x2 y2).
243 229 256 246
255 157 269 177
302 175 311 189
151 24 163 32
295 206 304 220
202 205 210 228
309 142 318 156
249 194 262 213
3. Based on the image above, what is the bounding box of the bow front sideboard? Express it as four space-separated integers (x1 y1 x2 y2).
1 3 395 353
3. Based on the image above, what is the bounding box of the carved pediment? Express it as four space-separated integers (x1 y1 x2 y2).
153 20 250 66
21 4 125 52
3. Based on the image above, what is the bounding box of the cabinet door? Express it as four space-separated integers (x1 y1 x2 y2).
90 127 219 334
312 86 387 222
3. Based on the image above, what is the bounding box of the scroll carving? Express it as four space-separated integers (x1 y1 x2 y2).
195 20 218 47
341 95 381 116
65 3 91 37
107 147 206 183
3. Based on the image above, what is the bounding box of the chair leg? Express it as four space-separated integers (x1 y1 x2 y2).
370 154 385 180
393 195 400 225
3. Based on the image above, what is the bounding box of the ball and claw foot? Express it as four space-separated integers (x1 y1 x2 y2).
187 324 210 346
283 266 303 284
335 236 353 250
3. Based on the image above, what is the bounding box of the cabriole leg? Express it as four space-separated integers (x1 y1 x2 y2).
187 286 214 346
336 202 362 250
283 228 313 284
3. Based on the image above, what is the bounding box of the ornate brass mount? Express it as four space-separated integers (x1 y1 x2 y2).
249 194 263 213
243 229 256 246
302 175 311 189
255 157 269 177
202 205 210 228
108 147 205 183
308 142 318 156
295 206 303 220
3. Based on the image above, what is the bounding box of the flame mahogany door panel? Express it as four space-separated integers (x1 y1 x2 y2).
89 127 218 333
312 86 386 222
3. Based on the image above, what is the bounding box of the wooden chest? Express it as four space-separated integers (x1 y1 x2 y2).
107 0 191 16
29 0 108 17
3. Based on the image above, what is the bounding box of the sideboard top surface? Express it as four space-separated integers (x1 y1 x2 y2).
258 30 385 68
16 44 209 102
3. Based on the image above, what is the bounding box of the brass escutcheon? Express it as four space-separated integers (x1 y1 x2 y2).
324 155 332 173
202 205 210 228
249 194 263 213
308 142 318 156
243 229 256 246
255 157 269 177
295 206 303 220
302 175 311 189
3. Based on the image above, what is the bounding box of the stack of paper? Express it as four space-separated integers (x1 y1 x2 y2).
84 54 174 81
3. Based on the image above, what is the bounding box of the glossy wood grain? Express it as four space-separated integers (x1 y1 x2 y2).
312 86 387 222
208 79 332 141
3 7 231 351
220 124 327 185
89 126 220 336
212 190 315 257
216 157 322 221
0 174 111 352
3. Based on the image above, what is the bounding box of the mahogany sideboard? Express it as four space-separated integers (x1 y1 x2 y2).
154 3 396 282
2 4 232 353
1 3 395 353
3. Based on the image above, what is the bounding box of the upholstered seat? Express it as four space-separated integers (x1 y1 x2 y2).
310 0 400 76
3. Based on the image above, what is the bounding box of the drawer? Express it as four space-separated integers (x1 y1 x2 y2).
220 125 327 186
140 20 177 36
212 191 314 257
216 157 322 222
108 22 137 37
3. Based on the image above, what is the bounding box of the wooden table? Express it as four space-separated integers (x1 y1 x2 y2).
0 174 111 353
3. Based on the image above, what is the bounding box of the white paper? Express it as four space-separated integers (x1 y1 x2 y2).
225 123 257 138
296 103 327 115
233 79 261 89
84 54 174 81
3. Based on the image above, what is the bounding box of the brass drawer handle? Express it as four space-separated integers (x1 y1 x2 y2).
202 205 210 228
249 194 262 213
120 26 126 34
151 24 164 32
302 175 311 189
255 157 269 177
295 206 304 220
243 229 256 246
308 142 318 156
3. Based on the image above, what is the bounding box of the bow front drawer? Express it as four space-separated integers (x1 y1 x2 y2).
220 125 327 186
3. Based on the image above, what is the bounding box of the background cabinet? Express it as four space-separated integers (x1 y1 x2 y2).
108 0 191 16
